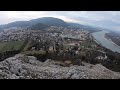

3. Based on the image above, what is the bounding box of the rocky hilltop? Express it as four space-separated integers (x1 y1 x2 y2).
0 54 120 79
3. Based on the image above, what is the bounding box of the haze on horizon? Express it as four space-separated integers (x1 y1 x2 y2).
0 11 120 32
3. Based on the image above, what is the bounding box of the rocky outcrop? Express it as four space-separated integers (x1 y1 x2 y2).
0 54 120 79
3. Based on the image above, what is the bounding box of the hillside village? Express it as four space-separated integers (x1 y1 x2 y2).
0 26 113 65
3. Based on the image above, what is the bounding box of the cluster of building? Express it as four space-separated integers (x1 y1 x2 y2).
0 26 108 62
0 26 89 44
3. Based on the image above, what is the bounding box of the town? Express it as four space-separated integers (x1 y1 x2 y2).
0 26 108 63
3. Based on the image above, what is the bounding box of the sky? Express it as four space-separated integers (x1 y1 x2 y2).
0 11 120 31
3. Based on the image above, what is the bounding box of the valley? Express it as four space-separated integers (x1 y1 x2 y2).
0 17 120 79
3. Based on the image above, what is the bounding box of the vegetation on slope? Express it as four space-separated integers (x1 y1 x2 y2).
0 40 27 53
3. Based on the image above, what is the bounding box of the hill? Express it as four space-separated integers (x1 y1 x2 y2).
67 22 85 27
67 22 102 33
30 17 68 27
0 17 68 29
0 17 103 33
1 21 31 29
29 23 50 30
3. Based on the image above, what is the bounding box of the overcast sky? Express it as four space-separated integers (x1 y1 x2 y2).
0 11 120 31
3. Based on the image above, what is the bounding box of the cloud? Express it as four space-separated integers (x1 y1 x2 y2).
0 11 120 31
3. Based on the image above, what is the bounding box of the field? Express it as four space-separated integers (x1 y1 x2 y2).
0 41 26 53
21 50 46 55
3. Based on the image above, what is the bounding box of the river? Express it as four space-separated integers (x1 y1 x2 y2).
92 31 120 53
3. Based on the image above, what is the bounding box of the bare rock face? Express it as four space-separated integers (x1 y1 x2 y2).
0 54 120 79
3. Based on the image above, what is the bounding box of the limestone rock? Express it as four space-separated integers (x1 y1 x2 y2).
0 54 120 79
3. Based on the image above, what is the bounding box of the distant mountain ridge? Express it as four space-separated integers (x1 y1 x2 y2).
0 17 68 29
0 17 103 32
2 21 31 28
67 22 102 32
29 17 68 27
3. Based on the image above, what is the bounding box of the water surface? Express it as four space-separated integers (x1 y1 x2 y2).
92 31 120 53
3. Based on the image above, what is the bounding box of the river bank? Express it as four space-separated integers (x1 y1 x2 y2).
105 32 120 47
92 31 120 53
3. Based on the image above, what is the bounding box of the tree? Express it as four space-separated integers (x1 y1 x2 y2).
44 41 50 54
0 53 2 61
